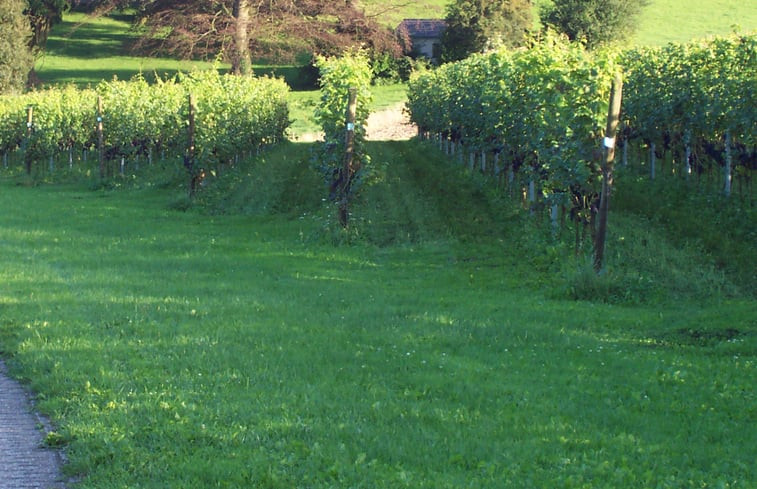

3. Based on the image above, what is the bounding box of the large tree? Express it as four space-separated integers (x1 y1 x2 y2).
129 0 401 67
441 0 533 63
0 0 34 93
540 0 650 49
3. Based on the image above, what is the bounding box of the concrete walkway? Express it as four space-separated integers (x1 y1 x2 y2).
0 359 66 489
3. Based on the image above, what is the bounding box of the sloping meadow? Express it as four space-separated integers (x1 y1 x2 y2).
0 174 754 488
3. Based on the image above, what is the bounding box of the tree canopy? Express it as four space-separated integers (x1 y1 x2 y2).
441 0 533 63
0 0 33 93
540 0 650 49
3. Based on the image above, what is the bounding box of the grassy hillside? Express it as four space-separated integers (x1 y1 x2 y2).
4 2 754 488
358 0 756 44
34 1 757 87
1 139 755 488
633 0 757 45
357 0 447 27
35 12 223 86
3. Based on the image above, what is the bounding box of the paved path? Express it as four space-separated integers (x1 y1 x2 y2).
0 359 66 489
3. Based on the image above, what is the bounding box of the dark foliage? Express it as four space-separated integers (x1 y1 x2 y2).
441 0 532 63
540 0 650 49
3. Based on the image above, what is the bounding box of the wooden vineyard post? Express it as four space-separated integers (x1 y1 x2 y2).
684 129 692 178
186 93 197 198
650 142 656 180
97 95 105 180
594 74 623 273
338 87 358 228
25 106 33 175
724 131 732 196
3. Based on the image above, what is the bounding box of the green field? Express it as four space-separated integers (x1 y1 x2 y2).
1 138 755 488
35 12 224 87
2 1 756 488
633 0 757 45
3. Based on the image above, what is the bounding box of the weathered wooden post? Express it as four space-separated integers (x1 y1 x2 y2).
97 95 105 180
186 93 197 197
594 74 623 273
724 131 732 196
338 87 358 227
25 106 33 175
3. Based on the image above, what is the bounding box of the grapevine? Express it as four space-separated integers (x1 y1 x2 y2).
0 71 290 179
407 31 756 217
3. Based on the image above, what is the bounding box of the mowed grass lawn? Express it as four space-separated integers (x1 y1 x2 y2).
0 172 755 487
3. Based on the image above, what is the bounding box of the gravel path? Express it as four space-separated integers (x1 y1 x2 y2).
364 103 417 141
0 359 66 489
293 103 418 142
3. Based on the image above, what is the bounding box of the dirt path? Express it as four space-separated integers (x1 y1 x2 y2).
0 359 66 489
365 103 417 141
293 103 417 142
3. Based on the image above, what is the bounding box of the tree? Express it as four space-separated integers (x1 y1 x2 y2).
441 0 533 63
0 0 33 93
25 0 69 55
540 0 650 49
130 0 401 66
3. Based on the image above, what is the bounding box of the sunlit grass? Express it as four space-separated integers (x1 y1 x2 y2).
4 3 757 487
1 142 754 488
35 12 226 86
633 0 757 45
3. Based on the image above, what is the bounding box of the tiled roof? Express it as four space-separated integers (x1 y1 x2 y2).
398 19 447 39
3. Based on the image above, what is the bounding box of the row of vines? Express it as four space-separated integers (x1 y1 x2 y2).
406 32 756 233
407 33 620 235
0 71 290 181
622 34 756 193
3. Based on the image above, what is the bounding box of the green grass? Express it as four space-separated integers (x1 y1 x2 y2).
633 0 757 45
4 3 756 487
1 140 755 488
357 0 448 27
35 12 225 87
358 0 756 43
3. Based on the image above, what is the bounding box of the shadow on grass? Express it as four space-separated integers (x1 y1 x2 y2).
46 19 135 58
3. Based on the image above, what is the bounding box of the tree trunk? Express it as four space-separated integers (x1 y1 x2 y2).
232 0 252 75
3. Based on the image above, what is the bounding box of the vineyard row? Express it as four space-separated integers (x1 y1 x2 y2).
0 71 290 177
406 32 756 202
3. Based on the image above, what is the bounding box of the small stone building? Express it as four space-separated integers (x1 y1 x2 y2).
397 19 447 63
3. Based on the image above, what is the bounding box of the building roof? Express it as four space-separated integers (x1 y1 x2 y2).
397 19 447 39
